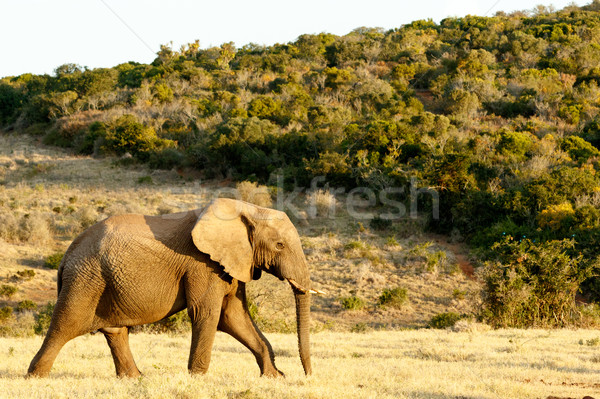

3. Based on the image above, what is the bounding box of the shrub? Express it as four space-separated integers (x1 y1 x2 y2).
340 296 366 311
102 115 160 158
153 83 174 103
44 252 64 269
76 206 99 229
34 302 55 335
350 322 370 333
137 175 153 185
17 300 37 312
16 269 36 281
481 237 593 327
19 214 52 244
0 285 18 299
497 130 533 159
429 312 463 329
0 213 20 242
0 306 14 323
307 189 337 217
148 148 185 170
75 121 107 155
537 202 575 231
235 181 273 207
560 136 600 164
138 310 191 334
378 287 408 309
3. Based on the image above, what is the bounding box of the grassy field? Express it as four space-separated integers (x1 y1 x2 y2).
2 329 600 399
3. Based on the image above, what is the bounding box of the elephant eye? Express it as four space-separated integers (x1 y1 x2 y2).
276 242 285 250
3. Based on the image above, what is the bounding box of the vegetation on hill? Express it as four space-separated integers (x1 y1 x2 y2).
4 2 600 326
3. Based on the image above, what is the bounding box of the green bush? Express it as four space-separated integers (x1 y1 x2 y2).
0 285 18 299
75 121 107 155
102 115 162 159
0 306 13 323
378 287 408 309
560 136 600 164
148 148 185 170
34 302 55 335
140 310 191 334
350 322 370 333
44 252 64 269
497 130 533 159
481 237 593 327
340 296 366 311
17 300 37 312
16 269 35 280
429 312 463 329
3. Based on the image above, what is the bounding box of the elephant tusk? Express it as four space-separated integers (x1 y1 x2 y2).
288 279 326 295
287 278 307 293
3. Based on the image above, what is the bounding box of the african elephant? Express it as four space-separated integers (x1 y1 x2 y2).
27 198 316 378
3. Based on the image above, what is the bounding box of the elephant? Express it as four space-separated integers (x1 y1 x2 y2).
27 198 317 378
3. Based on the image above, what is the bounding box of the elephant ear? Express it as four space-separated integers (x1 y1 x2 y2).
191 198 254 283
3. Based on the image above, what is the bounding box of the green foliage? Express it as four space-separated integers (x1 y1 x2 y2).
497 130 533 159
0 306 13 323
137 176 153 185
350 322 370 333
34 302 55 335
142 310 191 334
75 121 107 155
16 269 35 280
0 285 18 299
44 252 64 269
429 312 463 329
17 300 37 312
560 136 600 163
482 237 594 327
0 83 23 125
340 296 366 311
153 83 174 103
378 287 408 309
103 115 160 158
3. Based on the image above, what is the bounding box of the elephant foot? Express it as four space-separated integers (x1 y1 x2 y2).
26 368 50 378
261 368 285 378
116 368 142 378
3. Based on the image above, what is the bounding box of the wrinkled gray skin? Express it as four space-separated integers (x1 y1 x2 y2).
27 198 312 378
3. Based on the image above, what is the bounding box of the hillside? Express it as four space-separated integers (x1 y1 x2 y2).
3 2 600 328
0 133 480 333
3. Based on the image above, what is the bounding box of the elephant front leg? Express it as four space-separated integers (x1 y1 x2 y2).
218 283 283 377
187 304 221 374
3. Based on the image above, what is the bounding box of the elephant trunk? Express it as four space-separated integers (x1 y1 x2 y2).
294 290 312 375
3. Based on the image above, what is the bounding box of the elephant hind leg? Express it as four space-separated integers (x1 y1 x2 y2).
27 298 94 377
102 327 141 378
27 332 72 378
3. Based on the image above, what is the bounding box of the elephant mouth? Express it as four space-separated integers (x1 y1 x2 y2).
287 278 326 295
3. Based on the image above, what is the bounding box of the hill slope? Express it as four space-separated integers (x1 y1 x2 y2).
0 133 479 331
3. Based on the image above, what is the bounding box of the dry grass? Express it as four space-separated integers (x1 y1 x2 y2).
2 329 600 398
235 181 273 208
306 189 337 217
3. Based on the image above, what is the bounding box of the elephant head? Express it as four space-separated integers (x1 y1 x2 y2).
191 198 313 375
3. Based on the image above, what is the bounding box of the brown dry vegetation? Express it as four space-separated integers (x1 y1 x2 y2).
0 132 481 332
2 330 600 398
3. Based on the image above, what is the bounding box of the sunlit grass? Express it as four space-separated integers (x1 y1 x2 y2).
2 329 600 398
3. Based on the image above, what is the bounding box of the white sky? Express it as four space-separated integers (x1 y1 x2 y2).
0 0 590 78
